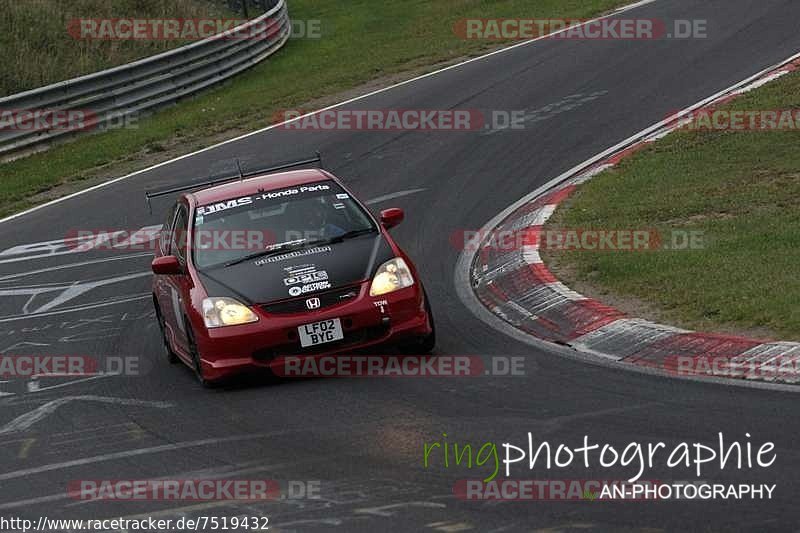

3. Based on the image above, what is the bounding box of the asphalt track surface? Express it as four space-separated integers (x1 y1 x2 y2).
1 1 800 531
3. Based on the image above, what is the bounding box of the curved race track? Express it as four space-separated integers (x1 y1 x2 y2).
1 1 800 531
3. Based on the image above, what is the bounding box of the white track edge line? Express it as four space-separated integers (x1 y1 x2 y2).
0 0 658 227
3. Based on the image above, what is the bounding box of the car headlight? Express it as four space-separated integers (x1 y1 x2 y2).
202 297 259 328
369 257 415 296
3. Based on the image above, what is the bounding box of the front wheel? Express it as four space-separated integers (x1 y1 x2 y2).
405 289 436 354
154 298 179 364
185 321 215 388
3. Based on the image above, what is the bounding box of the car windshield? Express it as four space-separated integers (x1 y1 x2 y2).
192 180 376 269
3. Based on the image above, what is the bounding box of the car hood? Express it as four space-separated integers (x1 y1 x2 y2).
196 234 395 305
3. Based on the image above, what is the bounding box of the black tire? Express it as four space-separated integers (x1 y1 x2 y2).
417 292 437 353
185 321 215 388
404 289 436 354
154 298 179 364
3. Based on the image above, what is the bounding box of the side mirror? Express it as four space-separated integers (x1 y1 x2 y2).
380 208 404 230
152 256 182 275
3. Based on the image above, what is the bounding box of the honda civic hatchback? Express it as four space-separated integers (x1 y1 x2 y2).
150 158 435 386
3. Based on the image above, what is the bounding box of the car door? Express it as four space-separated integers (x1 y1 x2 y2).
163 203 193 356
154 202 179 345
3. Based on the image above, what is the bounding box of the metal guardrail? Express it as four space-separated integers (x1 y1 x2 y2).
0 0 289 161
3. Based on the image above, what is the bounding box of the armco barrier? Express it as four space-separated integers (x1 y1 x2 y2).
0 0 289 161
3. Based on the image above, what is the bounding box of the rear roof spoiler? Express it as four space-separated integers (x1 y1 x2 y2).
145 152 322 213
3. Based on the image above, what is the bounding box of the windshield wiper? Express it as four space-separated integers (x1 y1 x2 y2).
324 227 378 244
215 229 376 269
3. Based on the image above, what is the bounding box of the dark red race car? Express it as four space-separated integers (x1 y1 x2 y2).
149 156 435 386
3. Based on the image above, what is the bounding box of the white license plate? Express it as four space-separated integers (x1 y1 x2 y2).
298 318 343 348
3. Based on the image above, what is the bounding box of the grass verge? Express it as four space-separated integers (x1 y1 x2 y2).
0 0 232 97
0 0 628 218
543 68 800 341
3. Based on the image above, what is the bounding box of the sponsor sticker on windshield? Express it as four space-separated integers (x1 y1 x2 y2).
195 181 338 221
258 183 331 200
196 196 253 216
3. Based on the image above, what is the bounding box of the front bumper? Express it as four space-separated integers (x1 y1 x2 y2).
192 282 431 382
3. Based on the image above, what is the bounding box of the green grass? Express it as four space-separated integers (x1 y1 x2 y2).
543 69 800 341
0 0 627 217
0 0 232 97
